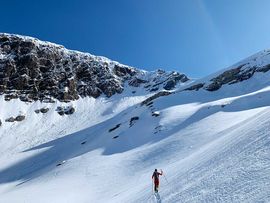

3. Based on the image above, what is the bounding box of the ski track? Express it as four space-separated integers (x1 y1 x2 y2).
160 109 270 203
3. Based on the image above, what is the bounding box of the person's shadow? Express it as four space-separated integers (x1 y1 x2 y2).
154 192 162 203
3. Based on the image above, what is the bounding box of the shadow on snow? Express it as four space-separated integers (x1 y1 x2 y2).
0 85 269 184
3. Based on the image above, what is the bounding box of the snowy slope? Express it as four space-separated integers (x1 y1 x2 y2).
0 36 270 203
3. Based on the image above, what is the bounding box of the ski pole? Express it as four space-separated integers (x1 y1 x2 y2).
161 169 169 184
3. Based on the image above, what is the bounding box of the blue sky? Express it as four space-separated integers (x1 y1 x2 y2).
1 0 270 77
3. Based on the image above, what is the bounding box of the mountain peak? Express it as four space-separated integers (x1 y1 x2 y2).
0 33 189 103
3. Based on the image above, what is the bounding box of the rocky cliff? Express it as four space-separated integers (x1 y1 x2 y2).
0 33 189 103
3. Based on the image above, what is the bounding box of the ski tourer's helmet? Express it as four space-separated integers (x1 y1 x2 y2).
155 169 157 172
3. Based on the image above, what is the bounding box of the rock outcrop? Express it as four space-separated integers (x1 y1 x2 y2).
5 115 25 122
56 106 75 116
205 63 270 91
0 34 189 102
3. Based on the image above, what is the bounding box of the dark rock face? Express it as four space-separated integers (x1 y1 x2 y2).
65 106 75 115
35 107 49 114
15 115 25 121
141 91 171 106
40 107 49 113
205 67 242 91
0 34 137 102
5 117 15 122
184 83 204 91
152 112 160 117
257 64 270 73
148 71 189 92
108 124 121 132
128 78 147 87
205 63 270 92
5 115 25 122
0 34 189 102
0 119 2 126
129 116 139 127
56 106 75 116
164 72 189 90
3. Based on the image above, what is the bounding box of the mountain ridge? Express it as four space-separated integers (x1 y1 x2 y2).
0 33 189 103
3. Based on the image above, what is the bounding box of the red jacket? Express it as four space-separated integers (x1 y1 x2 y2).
152 171 162 184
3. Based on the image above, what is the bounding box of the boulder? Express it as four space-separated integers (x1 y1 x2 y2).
56 106 75 115
65 107 75 115
5 117 15 122
15 115 25 121
130 116 139 127
152 112 160 117
40 107 49 113
35 109 40 114
108 124 121 132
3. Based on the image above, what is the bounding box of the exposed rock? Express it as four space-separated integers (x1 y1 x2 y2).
113 64 137 78
257 64 270 73
0 119 2 126
34 109 40 114
145 101 153 107
144 84 151 89
164 72 189 90
0 34 146 102
40 107 49 113
0 33 196 102
154 125 163 134
150 87 159 92
184 83 205 91
15 115 25 121
129 116 139 127
58 110 65 116
163 80 176 90
4 94 18 101
128 78 147 87
152 112 160 117
141 91 171 106
56 106 75 115
205 67 241 91
5 115 25 122
204 62 269 91
5 117 15 122
112 136 119 139
19 95 32 102
205 81 222 92
0 34 188 103
65 106 75 115
108 124 121 132
56 160 66 166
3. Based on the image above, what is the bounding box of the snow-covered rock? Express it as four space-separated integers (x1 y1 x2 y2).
0 33 189 103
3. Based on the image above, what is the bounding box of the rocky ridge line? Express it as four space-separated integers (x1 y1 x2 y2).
0 33 189 103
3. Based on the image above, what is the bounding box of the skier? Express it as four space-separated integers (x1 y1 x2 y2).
152 169 163 192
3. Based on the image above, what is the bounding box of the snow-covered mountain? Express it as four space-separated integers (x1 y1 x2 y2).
0 34 269 203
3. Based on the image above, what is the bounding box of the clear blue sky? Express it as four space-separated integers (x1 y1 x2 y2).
1 0 270 77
